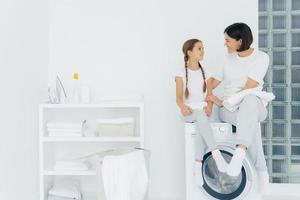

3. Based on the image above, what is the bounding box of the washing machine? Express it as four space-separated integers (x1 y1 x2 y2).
185 122 262 200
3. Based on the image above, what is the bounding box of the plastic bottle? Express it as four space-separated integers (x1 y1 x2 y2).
72 72 80 103
80 86 90 104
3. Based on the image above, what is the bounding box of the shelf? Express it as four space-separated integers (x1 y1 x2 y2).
39 101 144 200
40 102 143 109
42 136 141 142
44 170 96 176
81 197 97 200
83 197 97 200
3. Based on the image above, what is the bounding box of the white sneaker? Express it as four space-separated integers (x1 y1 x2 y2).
257 171 270 195
194 161 204 187
212 149 228 173
226 147 246 177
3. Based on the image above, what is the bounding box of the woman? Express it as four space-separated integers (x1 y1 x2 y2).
206 22 270 192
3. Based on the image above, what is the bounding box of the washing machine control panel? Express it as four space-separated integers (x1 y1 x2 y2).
219 126 226 133
185 122 232 137
210 123 234 140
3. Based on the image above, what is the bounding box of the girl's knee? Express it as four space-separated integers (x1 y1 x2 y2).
195 112 210 122
193 109 207 117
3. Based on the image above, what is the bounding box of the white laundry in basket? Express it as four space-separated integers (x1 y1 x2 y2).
97 150 148 200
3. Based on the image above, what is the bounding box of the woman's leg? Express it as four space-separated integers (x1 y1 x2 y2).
235 94 267 147
247 123 270 193
247 123 268 172
219 106 238 126
219 96 268 176
230 95 267 176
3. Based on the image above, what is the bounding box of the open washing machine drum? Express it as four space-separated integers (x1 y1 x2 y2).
201 150 250 200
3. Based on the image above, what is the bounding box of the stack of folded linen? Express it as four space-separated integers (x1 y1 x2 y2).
46 120 86 137
48 179 82 200
48 196 78 200
95 117 135 137
54 160 90 171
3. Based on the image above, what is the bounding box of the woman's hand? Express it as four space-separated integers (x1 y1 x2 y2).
204 106 212 117
180 104 192 116
205 94 214 103
206 94 223 107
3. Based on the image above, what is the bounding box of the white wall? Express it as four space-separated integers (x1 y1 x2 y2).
48 0 258 199
0 0 48 200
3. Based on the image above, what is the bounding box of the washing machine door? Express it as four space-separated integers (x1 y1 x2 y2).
200 147 253 200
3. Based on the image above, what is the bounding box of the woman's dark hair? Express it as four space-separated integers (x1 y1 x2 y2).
182 39 206 98
224 22 253 52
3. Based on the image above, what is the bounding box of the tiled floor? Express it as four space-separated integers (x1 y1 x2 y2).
262 195 300 200
261 184 300 200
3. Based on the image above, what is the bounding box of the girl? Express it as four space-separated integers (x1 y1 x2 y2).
174 39 228 187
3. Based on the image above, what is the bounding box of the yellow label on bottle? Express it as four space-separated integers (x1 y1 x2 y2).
73 73 79 80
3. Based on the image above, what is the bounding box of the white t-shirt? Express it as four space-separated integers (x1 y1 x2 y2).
212 49 269 100
174 67 207 109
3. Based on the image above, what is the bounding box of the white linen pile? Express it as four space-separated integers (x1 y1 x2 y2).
54 160 90 171
223 86 275 112
46 120 86 137
98 150 148 200
48 179 82 200
95 117 135 137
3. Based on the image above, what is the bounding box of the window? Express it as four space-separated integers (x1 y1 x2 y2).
259 0 300 183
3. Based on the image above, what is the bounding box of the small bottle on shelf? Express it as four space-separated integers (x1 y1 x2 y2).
71 72 80 104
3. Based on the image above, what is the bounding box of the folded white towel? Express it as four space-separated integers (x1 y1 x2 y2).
100 150 148 200
48 132 83 137
48 179 81 200
48 195 75 200
47 129 82 133
223 87 275 112
46 121 85 129
54 160 90 171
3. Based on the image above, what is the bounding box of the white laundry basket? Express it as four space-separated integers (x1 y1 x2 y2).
95 148 150 200
95 118 135 137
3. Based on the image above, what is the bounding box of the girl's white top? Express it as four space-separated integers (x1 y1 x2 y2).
174 67 207 110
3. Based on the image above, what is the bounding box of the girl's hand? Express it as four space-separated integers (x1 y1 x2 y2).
204 106 212 117
180 105 192 116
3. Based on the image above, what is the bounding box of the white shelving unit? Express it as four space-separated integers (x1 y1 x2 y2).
39 102 144 200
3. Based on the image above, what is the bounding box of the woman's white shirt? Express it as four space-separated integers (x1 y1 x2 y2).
213 49 270 100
